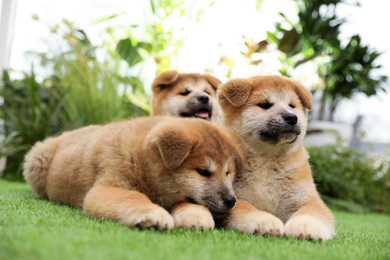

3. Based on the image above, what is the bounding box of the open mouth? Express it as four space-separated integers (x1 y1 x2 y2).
180 108 212 120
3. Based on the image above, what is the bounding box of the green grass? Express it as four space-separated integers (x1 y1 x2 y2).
1 179 389 260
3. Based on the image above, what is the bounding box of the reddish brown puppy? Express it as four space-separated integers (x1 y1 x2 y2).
23 117 246 230
151 70 222 124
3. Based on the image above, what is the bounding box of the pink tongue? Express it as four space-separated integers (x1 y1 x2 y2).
195 112 209 118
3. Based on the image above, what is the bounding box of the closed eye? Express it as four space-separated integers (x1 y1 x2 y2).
180 90 191 96
258 102 273 109
204 90 210 95
196 168 211 177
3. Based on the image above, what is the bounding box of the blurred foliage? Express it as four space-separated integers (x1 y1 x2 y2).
99 0 215 74
264 0 388 120
35 20 149 127
308 144 390 214
0 70 70 180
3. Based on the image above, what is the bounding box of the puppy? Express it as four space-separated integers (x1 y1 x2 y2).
23 117 246 230
217 75 335 241
151 70 221 123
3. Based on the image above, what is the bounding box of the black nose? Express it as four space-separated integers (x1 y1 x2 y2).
222 195 236 209
197 95 209 104
283 113 298 125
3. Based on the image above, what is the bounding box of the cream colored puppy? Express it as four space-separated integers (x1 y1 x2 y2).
218 75 335 241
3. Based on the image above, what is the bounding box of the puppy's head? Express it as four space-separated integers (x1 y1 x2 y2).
145 118 246 217
151 70 221 122
218 75 312 155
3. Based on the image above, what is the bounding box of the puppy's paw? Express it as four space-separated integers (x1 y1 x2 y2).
284 215 334 241
172 204 215 230
121 205 174 230
226 211 284 236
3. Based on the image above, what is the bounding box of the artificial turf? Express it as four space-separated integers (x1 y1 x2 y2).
1 179 389 260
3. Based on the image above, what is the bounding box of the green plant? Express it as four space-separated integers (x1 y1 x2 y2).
36 19 150 127
266 0 388 120
0 17 152 180
0 70 69 180
102 0 215 75
308 144 390 214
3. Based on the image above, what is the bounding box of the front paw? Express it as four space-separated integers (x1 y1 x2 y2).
225 210 284 236
121 205 174 230
171 204 215 230
284 215 334 241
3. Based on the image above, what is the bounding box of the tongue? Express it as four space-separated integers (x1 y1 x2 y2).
195 111 209 119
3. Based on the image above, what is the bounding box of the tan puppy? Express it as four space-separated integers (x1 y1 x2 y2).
23 117 246 230
151 70 221 123
217 75 335 241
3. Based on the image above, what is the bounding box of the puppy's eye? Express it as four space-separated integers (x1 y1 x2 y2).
258 102 273 110
180 90 190 96
289 103 295 109
196 168 211 177
204 90 210 95
226 171 230 176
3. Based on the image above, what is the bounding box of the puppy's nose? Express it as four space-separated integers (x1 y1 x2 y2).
283 113 298 125
197 95 209 104
222 195 236 209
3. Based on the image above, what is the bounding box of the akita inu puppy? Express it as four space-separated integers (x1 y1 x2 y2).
218 75 335 241
151 70 221 123
23 117 246 230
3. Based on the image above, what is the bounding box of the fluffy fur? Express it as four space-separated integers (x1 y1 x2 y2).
218 75 335 241
151 70 222 123
23 117 247 230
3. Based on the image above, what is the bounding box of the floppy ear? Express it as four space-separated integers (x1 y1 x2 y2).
202 74 222 92
151 70 179 94
218 78 253 107
290 80 313 110
152 129 196 169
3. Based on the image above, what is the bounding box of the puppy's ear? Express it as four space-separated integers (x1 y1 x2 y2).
203 74 222 92
151 70 179 94
218 78 252 107
290 80 313 110
152 129 196 169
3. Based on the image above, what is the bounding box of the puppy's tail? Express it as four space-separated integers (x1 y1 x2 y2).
23 138 57 199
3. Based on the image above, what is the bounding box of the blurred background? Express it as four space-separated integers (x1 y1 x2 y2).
0 0 389 214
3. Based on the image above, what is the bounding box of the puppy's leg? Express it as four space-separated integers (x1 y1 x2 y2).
221 199 284 236
284 196 335 241
171 202 215 230
83 185 174 230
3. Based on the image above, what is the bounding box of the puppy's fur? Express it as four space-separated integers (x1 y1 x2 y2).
23 117 246 230
218 75 335 241
151 70 221 123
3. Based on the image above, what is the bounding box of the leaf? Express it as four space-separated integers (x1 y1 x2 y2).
127 77 145 93
116 38 143 67
256 0 263 12
126 90 150 113
278 28 300 55
266 31 279 44
90 14 122 25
